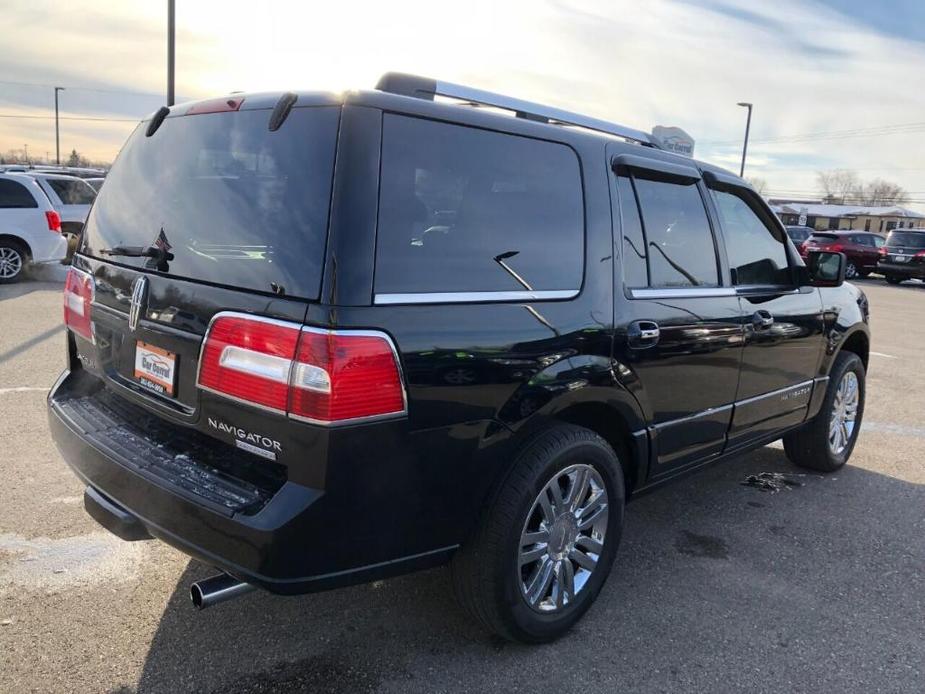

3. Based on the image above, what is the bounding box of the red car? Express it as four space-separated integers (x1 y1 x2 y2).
799 231 885 279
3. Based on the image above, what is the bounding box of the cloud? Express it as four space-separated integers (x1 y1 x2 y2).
1 0 923 208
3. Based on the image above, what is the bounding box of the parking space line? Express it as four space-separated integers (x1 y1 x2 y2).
869 351 897 359
0 387 47 395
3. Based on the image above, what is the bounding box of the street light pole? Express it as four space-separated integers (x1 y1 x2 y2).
737 102 752 178
54 87 65 165
167 0 176 106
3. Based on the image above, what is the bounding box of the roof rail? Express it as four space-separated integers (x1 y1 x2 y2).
376 72 659 148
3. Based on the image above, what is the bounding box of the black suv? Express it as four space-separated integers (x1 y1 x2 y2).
49 74 870 643
877 229 925 284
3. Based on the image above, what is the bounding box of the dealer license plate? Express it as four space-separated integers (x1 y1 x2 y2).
133 341 177 397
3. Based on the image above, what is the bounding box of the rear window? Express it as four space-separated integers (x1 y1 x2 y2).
47 178 97 205
374 115 583 297
0 179 38 208
808 233 839 243
887 231 925 248
81 106 339 299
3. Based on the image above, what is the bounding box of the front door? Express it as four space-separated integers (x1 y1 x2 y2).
705 179 825 448
609 152 744 475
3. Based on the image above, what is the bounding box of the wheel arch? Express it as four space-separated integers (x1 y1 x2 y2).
0 233 33 259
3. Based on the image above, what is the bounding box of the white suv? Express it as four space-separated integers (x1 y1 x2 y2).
25 173 97 237
0 173 68 283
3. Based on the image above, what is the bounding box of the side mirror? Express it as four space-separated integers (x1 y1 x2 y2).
807 251 846 287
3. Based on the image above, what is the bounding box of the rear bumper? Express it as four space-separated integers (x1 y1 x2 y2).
877 262 925 278
48 369 456 594
29 232 68 264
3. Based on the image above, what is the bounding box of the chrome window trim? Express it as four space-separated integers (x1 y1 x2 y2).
374 289 579 305
629 287 736 300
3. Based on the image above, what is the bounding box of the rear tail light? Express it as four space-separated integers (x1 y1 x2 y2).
45 210 62 233
63 267 94 342
879 246 888 257
828 244 844 253
289 328 406 424
915 250 925 258
196 313 406 424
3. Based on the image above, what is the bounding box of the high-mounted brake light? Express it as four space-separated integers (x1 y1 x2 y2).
63 267 94 342
45 210 62 233
186 97 245 115
196 313 407 425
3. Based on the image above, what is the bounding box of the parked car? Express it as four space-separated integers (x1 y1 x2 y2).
799 230 884 279
48 74 871 643
0 173 68 282
85 177 106 192
877 229 925 284
24 173 97 238
784 225 813 246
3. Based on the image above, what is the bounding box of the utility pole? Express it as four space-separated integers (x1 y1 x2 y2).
737 102 752 178
54 86 65 165
167 0 176 106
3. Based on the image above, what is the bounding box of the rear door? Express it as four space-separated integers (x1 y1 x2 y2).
610 152 744 475
0 177 47 236
73 101 340 466
705 174 825 447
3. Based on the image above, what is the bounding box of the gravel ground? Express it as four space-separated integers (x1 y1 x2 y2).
1 269 922 693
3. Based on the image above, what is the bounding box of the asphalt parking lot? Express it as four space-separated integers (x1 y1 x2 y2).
1 268 923 693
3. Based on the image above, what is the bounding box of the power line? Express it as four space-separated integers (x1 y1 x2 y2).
0 113 138 123
0 79 170 99
702 121 925 147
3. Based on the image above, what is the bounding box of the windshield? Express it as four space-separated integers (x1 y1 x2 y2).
81 106 340 300
886 231 925 249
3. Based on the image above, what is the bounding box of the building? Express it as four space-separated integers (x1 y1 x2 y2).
769 199 925 234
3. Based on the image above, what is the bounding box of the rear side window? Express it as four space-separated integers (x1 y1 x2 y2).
632 176 718 287
711 188 790 285
374 115 583 296
0 179 38 208
616 175 648 288
82 107 339 299
47 178 96 205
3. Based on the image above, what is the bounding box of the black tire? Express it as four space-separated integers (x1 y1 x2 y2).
451 424 625 643
783 351 865 472
0 238 30 284
885 275 903 285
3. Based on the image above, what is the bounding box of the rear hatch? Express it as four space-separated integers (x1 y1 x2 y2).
882 231 925 265
70 97 341 466
801 232 840 256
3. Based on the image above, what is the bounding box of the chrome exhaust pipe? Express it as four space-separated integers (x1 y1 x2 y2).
190 573 255 610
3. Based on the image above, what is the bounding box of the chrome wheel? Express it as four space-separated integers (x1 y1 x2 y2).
518 463 608 613
845 262 857 279
0 246 23 279
829 371 859 455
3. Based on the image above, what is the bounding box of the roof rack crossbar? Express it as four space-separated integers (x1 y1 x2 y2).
376 72 659 148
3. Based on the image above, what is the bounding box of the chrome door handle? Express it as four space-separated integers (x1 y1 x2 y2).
752 310 774 329
628 320 660 348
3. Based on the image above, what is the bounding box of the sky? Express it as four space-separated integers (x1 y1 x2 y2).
1 0 924 208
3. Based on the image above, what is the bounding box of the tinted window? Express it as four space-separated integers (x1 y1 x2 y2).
712 189 790 285
887 232 925 248
616 175 647 287
82 107 339 299
633 176 718 287
0 179 38 208
872 235 886 248
375 115 583 295
47 178 96 205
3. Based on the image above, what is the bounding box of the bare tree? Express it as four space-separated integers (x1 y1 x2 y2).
746 177 768 195
816 169 861 204
858 179 909 206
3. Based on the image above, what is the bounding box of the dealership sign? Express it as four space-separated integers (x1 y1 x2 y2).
651 126 695 157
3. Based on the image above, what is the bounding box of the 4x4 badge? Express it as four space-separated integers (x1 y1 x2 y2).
128 276 149 332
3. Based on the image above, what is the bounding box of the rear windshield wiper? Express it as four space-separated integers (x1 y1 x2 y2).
100 245 174 271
